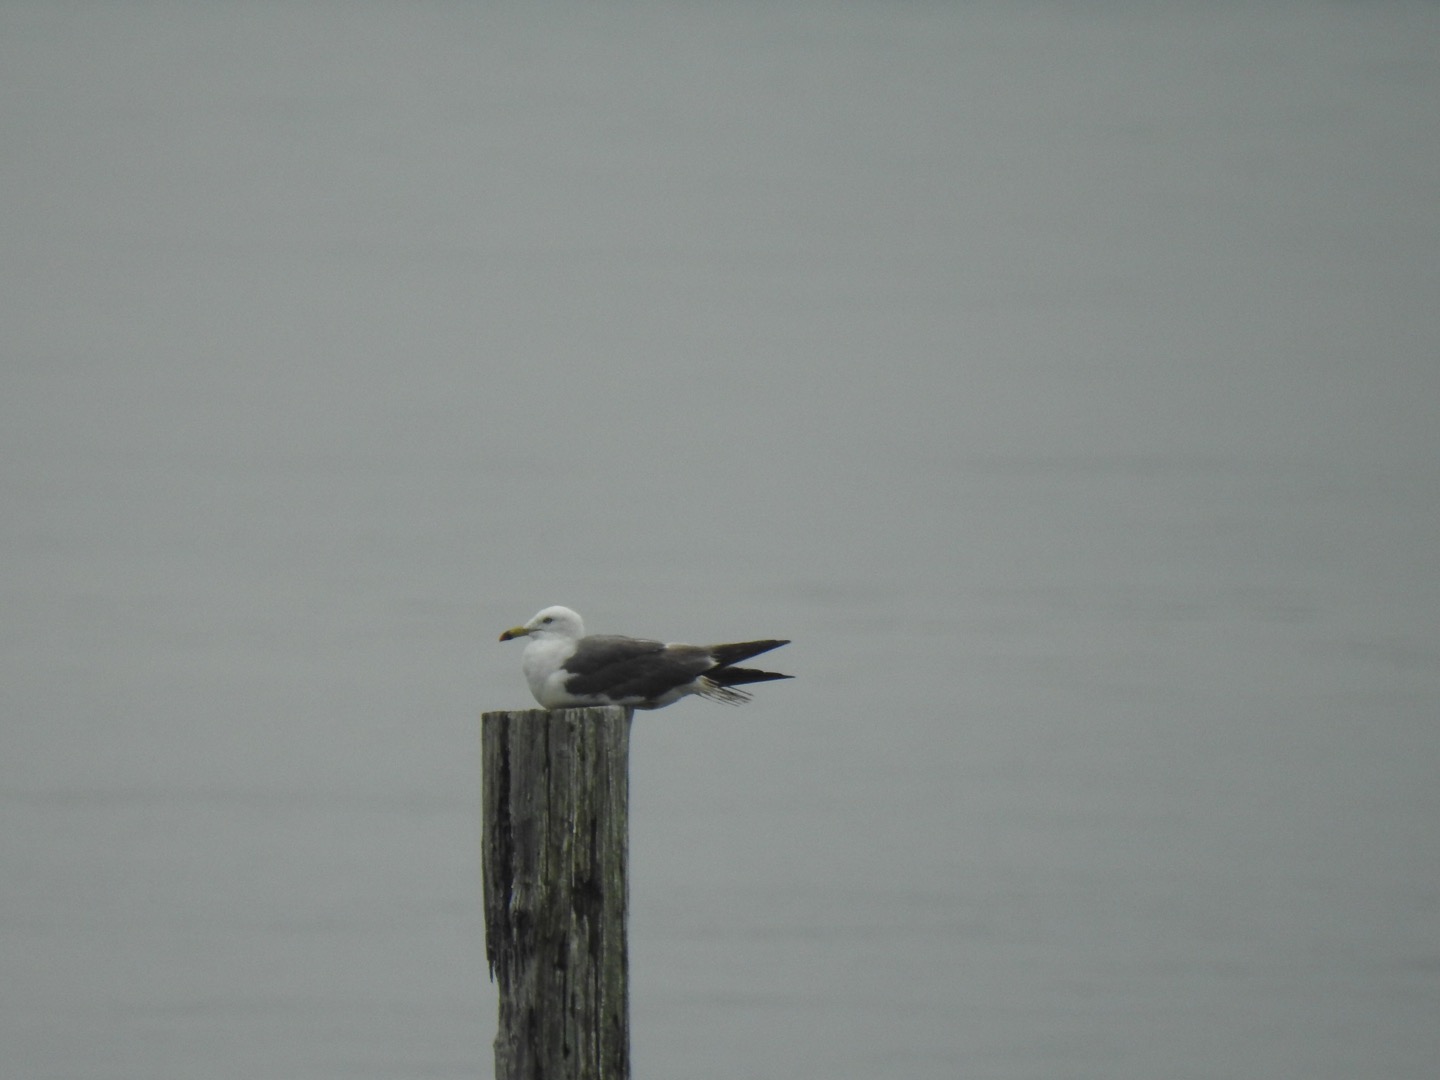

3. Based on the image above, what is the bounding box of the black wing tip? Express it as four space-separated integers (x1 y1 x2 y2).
707 666 793 688
709 638 792 668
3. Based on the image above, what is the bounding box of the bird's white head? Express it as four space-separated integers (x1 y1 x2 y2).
499 605 585 643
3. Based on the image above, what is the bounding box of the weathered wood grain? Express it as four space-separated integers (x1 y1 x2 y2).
481 706 631 1080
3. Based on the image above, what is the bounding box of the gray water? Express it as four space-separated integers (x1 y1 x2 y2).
4 3 1438 1078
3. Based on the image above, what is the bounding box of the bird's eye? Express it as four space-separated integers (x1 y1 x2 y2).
540 616 552 624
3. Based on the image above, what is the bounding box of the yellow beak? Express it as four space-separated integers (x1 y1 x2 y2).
499 626 530 642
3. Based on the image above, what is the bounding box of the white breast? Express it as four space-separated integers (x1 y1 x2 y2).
521 635 580 708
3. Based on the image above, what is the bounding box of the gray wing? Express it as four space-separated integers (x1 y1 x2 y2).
562 635 713 701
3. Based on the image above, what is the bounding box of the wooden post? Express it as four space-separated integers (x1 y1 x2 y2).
481 706 632 1080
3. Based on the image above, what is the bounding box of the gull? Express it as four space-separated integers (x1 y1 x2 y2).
500 606 791 710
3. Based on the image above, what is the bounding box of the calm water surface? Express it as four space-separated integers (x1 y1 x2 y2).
3 4 1437 1079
